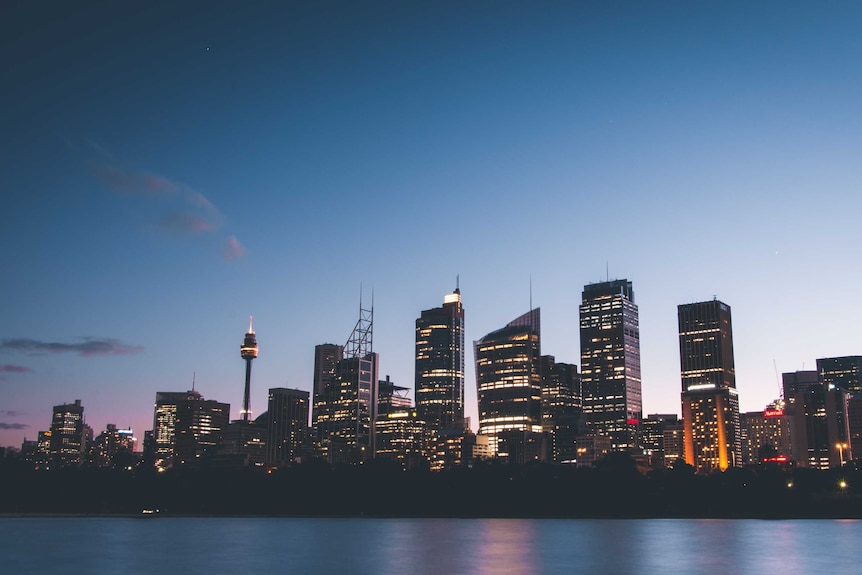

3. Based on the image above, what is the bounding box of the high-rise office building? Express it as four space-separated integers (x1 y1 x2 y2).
265 387 309 468
782 370 820 404
48 399 88 467
152 390 229 470
539 355 581 463
474 308 543 462
240 316 259 422
579 279 642 451
311 343 343 429
415 286 465 433
314 299 378 464
791 383 852 469
678 299 741 472
641 414 679 468
817 356 862 394
740 401 792 465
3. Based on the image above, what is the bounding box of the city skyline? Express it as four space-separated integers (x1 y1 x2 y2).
3 2 862 447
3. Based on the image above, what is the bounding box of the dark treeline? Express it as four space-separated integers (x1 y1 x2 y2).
2 455 860 518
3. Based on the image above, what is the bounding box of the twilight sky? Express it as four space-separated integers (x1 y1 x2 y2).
2 1 861 449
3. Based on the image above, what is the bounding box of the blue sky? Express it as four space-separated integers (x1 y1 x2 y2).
2 1 861 448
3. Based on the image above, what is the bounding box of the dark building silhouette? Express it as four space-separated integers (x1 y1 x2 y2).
415 286 465 433
220 416 267 468
782 370 820 404
240 316 259 422
539 355 581 463
678 299 741 472
265 387 309 468
817 356 862 394
474 308 543 462
311 343 343 429
152 390 229 470
791 383 852 469
579 279 642 451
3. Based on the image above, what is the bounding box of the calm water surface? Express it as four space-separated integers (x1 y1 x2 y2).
1 517 859 574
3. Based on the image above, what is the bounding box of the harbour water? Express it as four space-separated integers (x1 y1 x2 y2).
1 517 859 574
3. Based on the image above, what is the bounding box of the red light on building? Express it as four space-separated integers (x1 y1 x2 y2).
763 408 784 418
763 456 788 463
627 418 639 425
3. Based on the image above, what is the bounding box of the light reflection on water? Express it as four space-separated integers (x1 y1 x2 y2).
1 517 860 575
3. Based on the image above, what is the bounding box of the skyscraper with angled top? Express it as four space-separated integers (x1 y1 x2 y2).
678 298 741 472
415 285 465 433
314 297 378 464
474 308 544 462
579 279 642 452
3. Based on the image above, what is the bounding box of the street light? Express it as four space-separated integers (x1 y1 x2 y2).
836 442 848 466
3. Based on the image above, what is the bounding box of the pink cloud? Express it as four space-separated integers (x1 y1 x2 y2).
222 236 246 261
158 212 217 235
0 364 32 373
0 338 144 357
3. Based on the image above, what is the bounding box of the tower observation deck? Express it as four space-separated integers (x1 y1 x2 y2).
240 316 259 422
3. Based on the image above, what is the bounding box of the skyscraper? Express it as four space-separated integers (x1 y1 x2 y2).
415 286 465 433
311 343 344 429
314 298 378 464
539 355 581 463
152 390 229 470
474 308 543 462
817 356 862 394
48 399 88 467
240 316 259 422
678 299 741 472
265 387 310 468
579 279 642 451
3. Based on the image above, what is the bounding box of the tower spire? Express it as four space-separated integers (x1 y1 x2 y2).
240 315 259 422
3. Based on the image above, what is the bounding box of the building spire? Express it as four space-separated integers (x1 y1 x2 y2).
248 315 254 334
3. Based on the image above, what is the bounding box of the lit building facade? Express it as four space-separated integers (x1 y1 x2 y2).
474 308 543 459
740 401 792 465
152 390 229 470
265 387 309 468
539 355 581 463
375 408 428 469
89 424 136 468
311 343 343 429
641 414 679 468
48 399 89 467
678 299 741 472
579 279 642 452
314 300 378 464
415 287 465 433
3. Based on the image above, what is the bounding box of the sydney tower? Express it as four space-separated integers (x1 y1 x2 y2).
240 316 259 422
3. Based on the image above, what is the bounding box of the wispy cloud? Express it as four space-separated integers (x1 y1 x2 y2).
222 235 246 261
0 365 32 373
0 338 144 357
93 164 178 197
0 423 29 430
157 211 217 235
87 142 245 260
0 410 26 417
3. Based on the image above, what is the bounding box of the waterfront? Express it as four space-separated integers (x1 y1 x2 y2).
1 517 859 574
